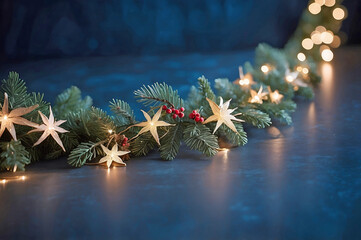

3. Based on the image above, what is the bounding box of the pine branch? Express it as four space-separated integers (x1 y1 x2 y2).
68 141 99 167
238 109 272 128
183 123 219 157
0 72 29 108
134 82 183 108
54 86 92 118
130 132 158 157
198 75 216 101
160 123 183 160
109 99 135 124
220 124 248 147
0 140 30 171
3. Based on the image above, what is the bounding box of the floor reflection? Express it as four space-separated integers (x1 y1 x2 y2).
320 62 334 107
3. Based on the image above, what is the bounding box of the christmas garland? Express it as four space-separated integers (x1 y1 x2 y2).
0 0 347 172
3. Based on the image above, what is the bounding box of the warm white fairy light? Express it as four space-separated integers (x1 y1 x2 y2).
236 66 254 87
297 53 306 62
261 65 270 73
325 0 335 7
315 0 325 5
315 26 326 33
311 31 322 45
321 49 334 62
321 31 334 44
302 68 309 74
21 176 26 180
108 129 113 134
330 35 341 48
296 66 303 72
302 38 314 50
309 3 321 14
333 8 345 20
267 86 283 104
2 179 6 184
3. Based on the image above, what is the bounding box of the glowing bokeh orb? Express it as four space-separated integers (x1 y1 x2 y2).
321 49 334 62
302 38 314 50
309 3 321 14
333 8 345 20
325 0 335 7
297 53 306 62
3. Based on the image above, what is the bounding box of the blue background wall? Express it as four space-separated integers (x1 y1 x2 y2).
0 0 360 60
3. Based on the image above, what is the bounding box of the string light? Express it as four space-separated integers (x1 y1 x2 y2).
108 129 113 134
324 0 335 7
309 3 321 14
302 68 309 74
296 66 303 72
311 31 322 45
236 66 254 87
302 38 314 50
330 35 341 48
333 8 345 20
315 0 325 5
321 31 334 44
321 49 334 62
315 26 326 33
261 65 270 73
297 53 306 62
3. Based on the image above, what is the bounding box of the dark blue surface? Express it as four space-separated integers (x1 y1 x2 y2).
0 47 361 239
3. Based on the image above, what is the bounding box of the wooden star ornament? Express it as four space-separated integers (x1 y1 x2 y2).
99 144 129 168
203 97 244 134
0 93 38 140
234 66 255 89
284 69 307 88
132 107 173 145
267 86 284 104
29 106 68 151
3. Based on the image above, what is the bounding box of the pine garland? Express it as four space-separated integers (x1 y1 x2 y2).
0 1 347 171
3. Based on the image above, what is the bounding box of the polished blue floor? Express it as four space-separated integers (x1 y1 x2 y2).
0 47 361 239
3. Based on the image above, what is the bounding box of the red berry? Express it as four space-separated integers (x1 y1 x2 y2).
174 109 180 115
195 113 200 118
123 137 128 142
171 108 175 113
178 112 184 118
195 117 201 122
122 143 126 146
172 114 178 119
192 110 197 114
166 108 172 114
189 113 195 119
162 105 167 110
180 107 185 112
200 117 204 123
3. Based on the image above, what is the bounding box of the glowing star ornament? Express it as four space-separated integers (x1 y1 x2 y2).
249 86 268 104
284 69 307 88
235 66 255 88
203 97 244 134
267 86 284 104
0 93 38 140
99 144 129 168
132 107 173 145
29 107 68 151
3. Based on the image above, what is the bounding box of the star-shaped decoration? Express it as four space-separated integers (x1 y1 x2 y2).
234 66 255 89
0 93 38 140
132 107 173 145
203 97 244 134
99 144 129 168
267 86 284 104
29 106 68 151
248 86 268 104
284 69 307 88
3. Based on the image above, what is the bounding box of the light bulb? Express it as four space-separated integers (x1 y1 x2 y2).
297 53 306 62
108 129 113 134
302 38 314 50
261 65 270 73
302 68 309 74
321 49 334 62
3 115 8 120
309 3 321 14
333 8 345 20
325 0 335 7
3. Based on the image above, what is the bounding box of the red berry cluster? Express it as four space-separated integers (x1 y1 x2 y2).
162 105 185 119
121 137 129 147
189 110 204 123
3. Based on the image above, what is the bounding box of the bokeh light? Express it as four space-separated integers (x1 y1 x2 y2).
311 31 322 45
297 53 306 62
309 3 321 14
321 31 334 44
302 38 314 50
333 8 345 20
330 35 341 48
321 49 334 62
324 0 336 7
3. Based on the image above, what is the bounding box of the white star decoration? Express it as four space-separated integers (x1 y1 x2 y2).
99 144 129 168
29 106 68 151
249 86 268 104
203 97 244 134
284 69 307 87
0 93 38 140
267 86 284 104
132 107 173 145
